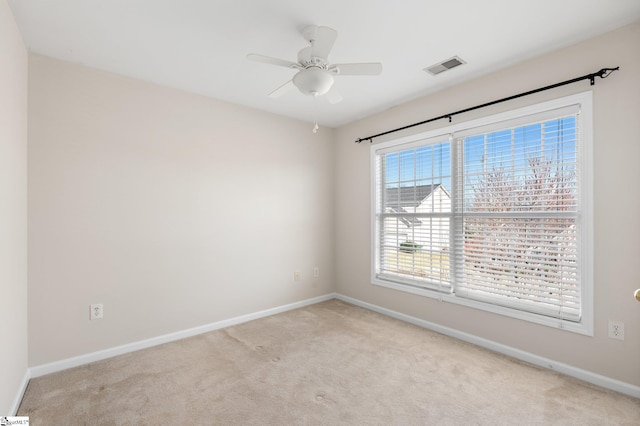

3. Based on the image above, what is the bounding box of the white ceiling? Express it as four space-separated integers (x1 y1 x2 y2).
8 0 640 128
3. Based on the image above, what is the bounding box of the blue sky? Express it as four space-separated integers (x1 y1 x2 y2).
384 117 577 199
385 140 451 191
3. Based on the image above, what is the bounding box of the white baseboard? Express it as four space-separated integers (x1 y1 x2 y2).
335 293 640 400
30 293 337 378
10 369 30 415
28 291 639 400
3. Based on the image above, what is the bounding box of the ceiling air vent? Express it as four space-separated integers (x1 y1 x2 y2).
424 56 466 76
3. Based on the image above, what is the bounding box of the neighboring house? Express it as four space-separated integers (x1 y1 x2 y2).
384 184 451 252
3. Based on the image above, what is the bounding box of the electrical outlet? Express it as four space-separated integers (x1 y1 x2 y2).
608 320 624 340
294 271 301 282
90 303 104 320
313 267 320 278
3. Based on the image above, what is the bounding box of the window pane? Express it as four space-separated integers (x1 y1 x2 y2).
377 140 452 290
462 217 578 315
463 118 577 214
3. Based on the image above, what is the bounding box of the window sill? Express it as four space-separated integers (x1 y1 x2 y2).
371 277 593 336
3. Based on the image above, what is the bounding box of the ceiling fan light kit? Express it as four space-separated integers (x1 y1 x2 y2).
293 68 334 96
247 25 382 132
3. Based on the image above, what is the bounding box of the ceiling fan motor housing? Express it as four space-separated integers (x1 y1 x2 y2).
293 68 334 96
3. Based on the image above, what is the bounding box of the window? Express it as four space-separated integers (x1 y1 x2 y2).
371 92 593 334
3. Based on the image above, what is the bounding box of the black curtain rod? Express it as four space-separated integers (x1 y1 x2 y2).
355 67 619 144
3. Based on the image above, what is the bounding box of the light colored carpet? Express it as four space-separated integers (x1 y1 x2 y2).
19 299 640 425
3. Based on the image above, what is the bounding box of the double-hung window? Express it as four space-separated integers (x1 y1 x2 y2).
372 92 593 334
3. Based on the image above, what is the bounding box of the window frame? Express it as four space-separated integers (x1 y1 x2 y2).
370 92 593 335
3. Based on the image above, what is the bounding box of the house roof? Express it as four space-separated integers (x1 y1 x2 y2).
385 184 445 228
385 184 442 209
387 206 422 227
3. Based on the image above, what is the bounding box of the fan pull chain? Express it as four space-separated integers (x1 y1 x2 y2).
312 93 319 133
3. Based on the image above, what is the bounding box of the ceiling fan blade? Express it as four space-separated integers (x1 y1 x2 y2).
326 87 343 104
268 80 295 98
333 62 383 76
310 26 337 59
247 54 299 69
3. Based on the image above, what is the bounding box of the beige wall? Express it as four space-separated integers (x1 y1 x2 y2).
334 22 640 386
28 55 334 366
0 0 28 415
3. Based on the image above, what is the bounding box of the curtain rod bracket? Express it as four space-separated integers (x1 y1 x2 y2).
355 137 373 144
355 66 619 144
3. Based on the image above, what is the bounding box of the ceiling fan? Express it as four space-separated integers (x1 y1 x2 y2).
247 25 382 104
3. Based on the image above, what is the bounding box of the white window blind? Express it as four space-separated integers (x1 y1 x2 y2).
453 111 581 321
372 93 592 332
374 137 452 292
